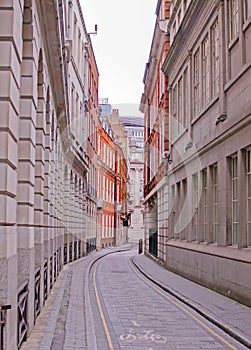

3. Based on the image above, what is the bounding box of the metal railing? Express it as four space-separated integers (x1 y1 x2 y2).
53 252 57 282
44 260 48 303
78 240 81 258
64 244 67 264
17 281 28 348
0 304 11 350
74 241 77 260
49 256 53 290
34 268 41 321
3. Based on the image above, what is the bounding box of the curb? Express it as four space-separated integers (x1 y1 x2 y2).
131 255 251 349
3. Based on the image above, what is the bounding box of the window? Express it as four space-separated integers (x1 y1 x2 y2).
170 185 175 239
231 155 238 244
183 68 188 128
244 0 251 21
229 0 239 41
202 169 208 242
177 10 181 26
192 173 199 241
194 49 200 115
212 164 218 242
173 21 177 36
160 55 165 96
78 29 81 66
211 20 220 97
172 85 177 140
202 35 210 108
178 78 182 133
73 14 77 58
183 0 187 12
247 150 251 246
71 84 75 125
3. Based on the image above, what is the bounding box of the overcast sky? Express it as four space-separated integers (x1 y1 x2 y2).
81 0 157 116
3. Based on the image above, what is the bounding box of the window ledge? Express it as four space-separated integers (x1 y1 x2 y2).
166 239 251 263
191 95 219 126
228 35 239 50
243 17 251 31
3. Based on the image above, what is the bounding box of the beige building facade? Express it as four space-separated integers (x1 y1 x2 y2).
120 116 145 243
0 0 98 348
140 0 170 260
162 0 251 306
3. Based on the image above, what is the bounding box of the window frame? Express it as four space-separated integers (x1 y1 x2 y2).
231 155 238 245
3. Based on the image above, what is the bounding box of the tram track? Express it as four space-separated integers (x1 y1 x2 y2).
86 248 250 350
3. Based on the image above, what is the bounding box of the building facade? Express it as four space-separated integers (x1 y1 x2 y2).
97 117 116 248
119 116 145 242
98 102 129 247
161 0 251 306
0 0 103 348
140 0 171 260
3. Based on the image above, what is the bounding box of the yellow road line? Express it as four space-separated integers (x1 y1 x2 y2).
129 257 238 350
93 262 114 350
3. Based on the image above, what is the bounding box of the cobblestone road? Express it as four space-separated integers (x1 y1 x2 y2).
21 245 251 350
89 249 249 350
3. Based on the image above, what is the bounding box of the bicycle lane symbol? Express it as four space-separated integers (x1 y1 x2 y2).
119 328 167 344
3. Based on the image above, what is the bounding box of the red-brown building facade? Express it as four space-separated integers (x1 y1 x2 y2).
97 115 128 248
140 0 171 260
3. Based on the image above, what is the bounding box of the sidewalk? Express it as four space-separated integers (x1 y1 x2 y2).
21 245 131 350
132 253 251 349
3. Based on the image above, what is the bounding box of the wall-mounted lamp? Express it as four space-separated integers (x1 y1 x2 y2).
88 24 98 36
157 19 169 33
167 154 173 164
185 142 193 151
215 114 227 125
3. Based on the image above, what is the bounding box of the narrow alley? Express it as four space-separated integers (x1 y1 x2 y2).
21 245 251 350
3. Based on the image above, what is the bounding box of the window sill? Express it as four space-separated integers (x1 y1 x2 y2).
191 95 219 126
224 62 250 92
243 17 251 31
228 35 239 50
166 239 251 263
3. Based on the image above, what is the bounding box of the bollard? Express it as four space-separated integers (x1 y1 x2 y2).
0 304 11 350
138 239 143 254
